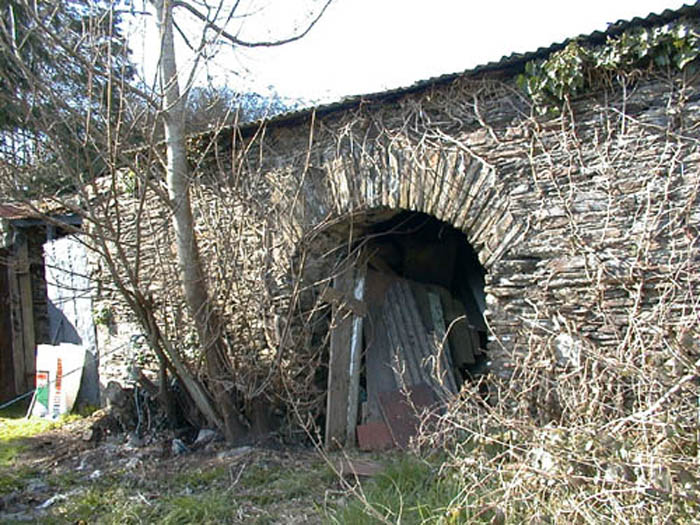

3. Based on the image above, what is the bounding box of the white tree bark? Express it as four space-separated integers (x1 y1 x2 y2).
152 0 241 439
149 0 333 441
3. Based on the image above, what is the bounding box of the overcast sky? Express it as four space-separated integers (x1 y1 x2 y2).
129 0 691 103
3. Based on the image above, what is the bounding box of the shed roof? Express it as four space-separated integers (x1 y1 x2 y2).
0 203 39 220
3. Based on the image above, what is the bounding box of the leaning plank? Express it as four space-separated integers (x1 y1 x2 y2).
407 282 461 394
393 281 439 389
325 264 355 449
427 291 459 395
384 281 425 387
439 289 475 366
363 271 398 424
320 285 368 317
345 263 366 448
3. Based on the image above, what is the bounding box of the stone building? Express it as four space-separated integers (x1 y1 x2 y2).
4 5 698 446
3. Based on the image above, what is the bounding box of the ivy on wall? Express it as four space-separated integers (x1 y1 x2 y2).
517 22 700 112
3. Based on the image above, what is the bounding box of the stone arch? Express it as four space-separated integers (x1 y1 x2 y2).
297 143 533 448
316 146 528 272
315 205 493 449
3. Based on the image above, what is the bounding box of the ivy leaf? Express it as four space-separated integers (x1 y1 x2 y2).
675 50 698 70
517 21 698 108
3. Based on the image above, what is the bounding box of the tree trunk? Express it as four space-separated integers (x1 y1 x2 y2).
152 0 246 442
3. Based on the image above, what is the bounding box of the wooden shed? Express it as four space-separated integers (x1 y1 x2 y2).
0 204 99 409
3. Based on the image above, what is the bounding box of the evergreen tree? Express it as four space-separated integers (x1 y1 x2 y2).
0 0 135 193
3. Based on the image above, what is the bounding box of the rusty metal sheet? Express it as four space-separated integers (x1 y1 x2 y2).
378 383 437 449
357 421 394 451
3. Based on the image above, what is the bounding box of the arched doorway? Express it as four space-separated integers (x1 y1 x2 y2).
323 209 488 450
364 210 488 383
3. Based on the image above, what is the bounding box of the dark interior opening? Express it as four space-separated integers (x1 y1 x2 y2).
363 210 488 387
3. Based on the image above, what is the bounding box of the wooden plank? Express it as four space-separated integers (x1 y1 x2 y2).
407 282 461 393
8 236 34 396
8 250 24 396
345 264 366 448
442 293 476 367
384 281 424 387
325 265 354 449
320 286 368 317
365 276 466 445
427 292 459 395
325 258 367 449
0 255 16 402
382 280 462 396
363 271 398 424
17 238 35 393
392 280 436 388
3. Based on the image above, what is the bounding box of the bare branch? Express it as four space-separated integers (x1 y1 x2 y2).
172 0 334 48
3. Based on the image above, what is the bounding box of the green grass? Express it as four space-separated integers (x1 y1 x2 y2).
41 458 334 524
241 458 336 506
328 455 469 525
0 408 85 510
1 407 486 524
168 464 228 491
0 412 82 465
44 484 238 525
21 450 334 524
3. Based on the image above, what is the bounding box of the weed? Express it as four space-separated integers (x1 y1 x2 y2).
157 492 237 524
328 455 466 524
169 465 228 491
240 455 334 507
0 413 83 469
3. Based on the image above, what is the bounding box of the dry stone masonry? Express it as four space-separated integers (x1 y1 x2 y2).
88 12 700 437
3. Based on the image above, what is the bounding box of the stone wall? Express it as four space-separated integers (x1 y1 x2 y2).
223 69 697 419
95 61 699 424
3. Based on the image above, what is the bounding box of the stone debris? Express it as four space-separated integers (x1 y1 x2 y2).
193 428 219 448
171 438 190 456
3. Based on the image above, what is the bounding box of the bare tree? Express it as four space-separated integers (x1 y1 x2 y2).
0 0 333 442
150 0 331 441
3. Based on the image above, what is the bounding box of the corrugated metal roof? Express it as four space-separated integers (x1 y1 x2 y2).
223 3 699 137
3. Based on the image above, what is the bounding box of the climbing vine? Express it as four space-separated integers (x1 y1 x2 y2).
518 22 700 111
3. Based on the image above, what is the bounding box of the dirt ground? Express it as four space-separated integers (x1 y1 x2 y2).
0 412 364 523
